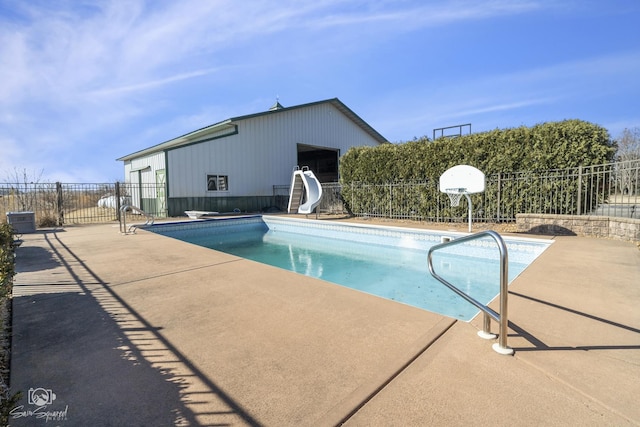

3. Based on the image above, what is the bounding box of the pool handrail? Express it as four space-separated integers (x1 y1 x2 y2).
427 230 513 355
119 205 154 234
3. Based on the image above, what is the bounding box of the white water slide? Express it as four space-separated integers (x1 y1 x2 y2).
287 167 323 214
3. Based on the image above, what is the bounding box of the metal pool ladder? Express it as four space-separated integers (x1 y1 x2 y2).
119 205 154 234
427 230 514 355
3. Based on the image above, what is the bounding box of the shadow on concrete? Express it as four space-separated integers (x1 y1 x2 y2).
523 225 577 236
10 232 262 426
13 246 61 273
507 290 640 352
11 292 187 425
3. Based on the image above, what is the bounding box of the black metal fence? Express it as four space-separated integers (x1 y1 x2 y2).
0 182 167 226
331 160 640 222
2 160 638 227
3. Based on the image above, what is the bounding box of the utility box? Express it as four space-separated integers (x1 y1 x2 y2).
6 211 36 234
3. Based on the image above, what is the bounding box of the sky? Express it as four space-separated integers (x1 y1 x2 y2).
1 0 639 182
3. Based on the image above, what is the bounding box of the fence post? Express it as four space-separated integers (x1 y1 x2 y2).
576 166 583 215
351 182 354 215
496 173 502 222
389 183 392 218
436 187 440 223
115 181 121 222
56 182 64 226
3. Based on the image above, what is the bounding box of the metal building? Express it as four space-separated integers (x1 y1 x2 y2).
117 98 388 216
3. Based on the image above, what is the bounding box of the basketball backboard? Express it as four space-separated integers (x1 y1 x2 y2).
439 165 485 194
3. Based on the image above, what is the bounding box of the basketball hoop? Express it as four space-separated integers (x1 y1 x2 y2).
445 188 466 207
439 165 486 233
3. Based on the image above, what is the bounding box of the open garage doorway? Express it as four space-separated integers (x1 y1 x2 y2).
297 144 340 182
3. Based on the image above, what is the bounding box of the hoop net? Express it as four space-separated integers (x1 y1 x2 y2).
445 188 467 207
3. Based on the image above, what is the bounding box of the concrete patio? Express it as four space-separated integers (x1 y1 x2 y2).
8 219 640 426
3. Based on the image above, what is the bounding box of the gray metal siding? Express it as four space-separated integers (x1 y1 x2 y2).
123 153 165 178
123 152 166 207
168 103 381 197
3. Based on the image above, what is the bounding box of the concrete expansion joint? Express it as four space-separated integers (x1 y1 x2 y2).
328 318 458 426
515 354 637 424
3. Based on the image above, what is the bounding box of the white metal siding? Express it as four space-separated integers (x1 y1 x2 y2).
122 152 165 206
166 103 381 197
123 152 165 180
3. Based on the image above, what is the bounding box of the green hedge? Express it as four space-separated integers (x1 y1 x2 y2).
339 120 615 218
0 223 19 424
0 223 16 299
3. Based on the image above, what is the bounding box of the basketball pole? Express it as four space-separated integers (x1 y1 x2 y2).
464 193 472 232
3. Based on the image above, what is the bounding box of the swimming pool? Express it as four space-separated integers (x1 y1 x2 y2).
148 216 552 321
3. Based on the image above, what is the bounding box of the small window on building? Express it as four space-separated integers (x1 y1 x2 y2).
207 174 228 191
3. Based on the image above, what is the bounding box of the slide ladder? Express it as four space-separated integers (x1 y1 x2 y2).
287 166 323 214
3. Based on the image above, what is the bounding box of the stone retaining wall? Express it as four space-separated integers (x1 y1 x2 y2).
516 214 640 242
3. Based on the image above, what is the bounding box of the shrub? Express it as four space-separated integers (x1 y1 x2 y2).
340 120 615 217
0 222 20 423
38 215 58 228
0 224 16 299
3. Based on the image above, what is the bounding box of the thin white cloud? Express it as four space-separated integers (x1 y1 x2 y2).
0 0 552 108
445 97 558 120
0 137 22 175
87 67 222 97
375 95 557 137
370 47 640 142
503 51 640 88
309 0 543 30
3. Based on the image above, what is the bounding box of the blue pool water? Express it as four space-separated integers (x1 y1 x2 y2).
149 216 552 321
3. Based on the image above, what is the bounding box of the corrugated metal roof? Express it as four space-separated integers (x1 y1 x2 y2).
117 98 388 161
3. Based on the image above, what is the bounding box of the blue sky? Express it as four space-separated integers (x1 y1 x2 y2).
1 0 639 182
